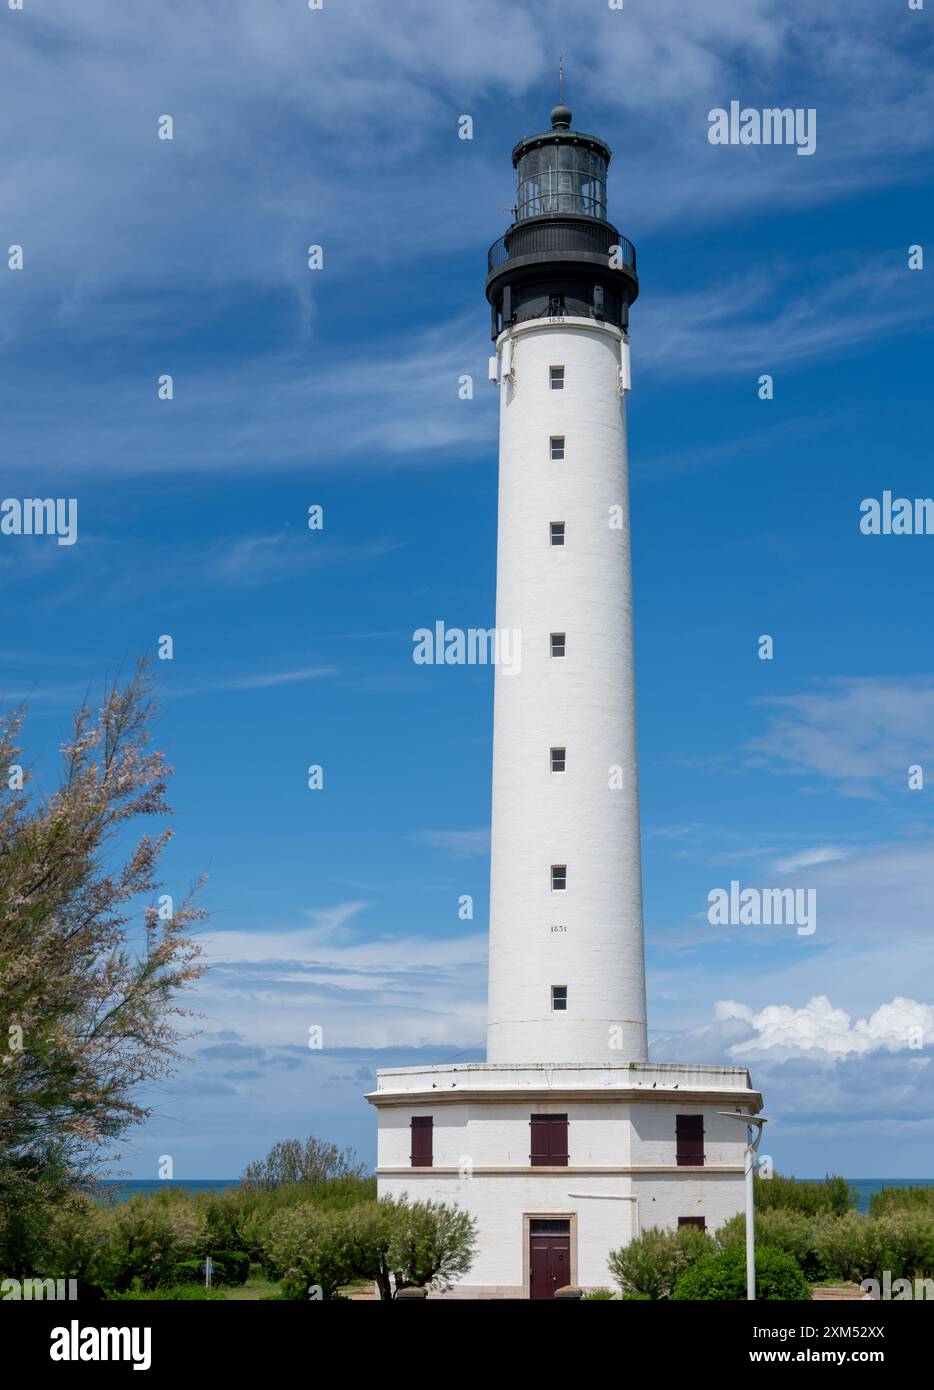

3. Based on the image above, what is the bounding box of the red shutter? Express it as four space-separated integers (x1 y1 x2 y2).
676 1114 705 1167
410 1115 433 1167
530 1114 568 1167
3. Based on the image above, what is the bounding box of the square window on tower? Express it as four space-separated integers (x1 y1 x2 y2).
550 365 565 390
550 747 566 773
550 435 565 461
551 864 567 891
550 521 565 546
551 986 568 1012
550 632 566 658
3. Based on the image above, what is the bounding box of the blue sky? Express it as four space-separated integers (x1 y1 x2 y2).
3 0 934 1181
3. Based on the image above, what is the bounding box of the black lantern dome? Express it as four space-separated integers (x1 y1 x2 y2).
485 104 638 340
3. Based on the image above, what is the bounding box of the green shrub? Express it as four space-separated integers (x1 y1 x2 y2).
42 1195 111 1291
102 1191 205 1292
869 1186 934 1219
258 1205 356 1299
756 1174 855 1218
380 1197 477 1297
676 1224 716 1267
718 1209 831 1281
608 1226 715 1300
301 1176 377 1212
583 1287 616 1299
814 1211 934 1283
254 1195 477 1300
234 1177 376 1267
2 1173 377 1297
671 1245 811 1301
194 1187 252 1254
0 1152 76 1279
242 1136 367 1190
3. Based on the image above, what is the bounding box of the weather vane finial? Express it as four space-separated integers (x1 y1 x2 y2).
559 54 564 104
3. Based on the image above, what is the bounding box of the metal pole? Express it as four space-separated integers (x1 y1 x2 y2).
745 1127 755 1300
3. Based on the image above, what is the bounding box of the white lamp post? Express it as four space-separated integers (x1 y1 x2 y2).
718 1111 767 1300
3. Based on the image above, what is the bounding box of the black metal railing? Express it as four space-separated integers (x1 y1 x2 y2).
488 219 636 274
488 235 510 270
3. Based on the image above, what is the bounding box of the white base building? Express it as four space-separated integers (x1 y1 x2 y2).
368 1061 761 1297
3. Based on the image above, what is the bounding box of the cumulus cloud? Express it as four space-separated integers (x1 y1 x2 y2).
717 995 934 1057
651 996 934 1172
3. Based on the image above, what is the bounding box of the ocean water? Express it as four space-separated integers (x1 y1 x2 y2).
96 1179 241 1203
95 1177 933 1211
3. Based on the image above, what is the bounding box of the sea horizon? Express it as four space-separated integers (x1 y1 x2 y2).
95 1176 934 1214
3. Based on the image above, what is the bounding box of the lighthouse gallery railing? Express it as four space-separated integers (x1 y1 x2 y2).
488 220 636 274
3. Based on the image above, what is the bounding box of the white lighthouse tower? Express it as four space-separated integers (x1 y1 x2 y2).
485 100 646 1069
368 101 762 1299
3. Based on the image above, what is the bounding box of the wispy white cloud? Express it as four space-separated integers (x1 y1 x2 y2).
3 3 930 485
165 666 337 698
415 828 491 859
653 838 934 955
771 845 849 875
748 677 934 794
4 1 931 337
300 901 373 938
2 314 496 479
207 535 404 588
639 263 934 380
196 915 488 1049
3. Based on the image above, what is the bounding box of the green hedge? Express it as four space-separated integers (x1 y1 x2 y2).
2 1177 380 1296
813 1211 934 1283
869 1186 934 1219
755 1174 855 1218
671 1245 812 1301
717 1209 834 1281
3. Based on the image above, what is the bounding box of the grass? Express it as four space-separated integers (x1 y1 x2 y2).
224 1275 283 1301
107 1284 227 1301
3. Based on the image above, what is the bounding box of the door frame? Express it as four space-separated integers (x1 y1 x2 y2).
523 1212 578 1299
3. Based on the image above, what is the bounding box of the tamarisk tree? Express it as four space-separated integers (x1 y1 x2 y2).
242 1136 368 1190
0 665 205 1260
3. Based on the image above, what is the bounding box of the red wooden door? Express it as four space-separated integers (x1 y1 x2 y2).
529 1220 571 1299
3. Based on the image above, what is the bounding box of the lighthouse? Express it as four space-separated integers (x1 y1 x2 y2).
367 101 763 1299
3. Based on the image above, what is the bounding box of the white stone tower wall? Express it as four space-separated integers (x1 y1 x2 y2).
486 317 648 1065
